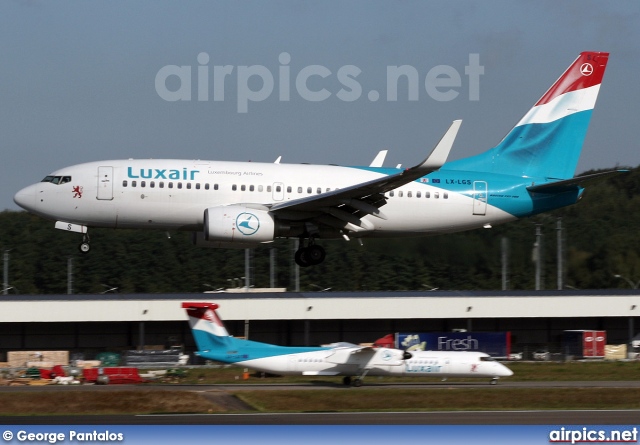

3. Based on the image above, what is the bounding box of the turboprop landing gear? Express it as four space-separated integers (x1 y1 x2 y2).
78 234 91 254
294 240 326 267
490 377 499 385
345 369 370 387
342 376 363 387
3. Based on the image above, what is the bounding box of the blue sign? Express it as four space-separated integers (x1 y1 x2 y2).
397 332 511 358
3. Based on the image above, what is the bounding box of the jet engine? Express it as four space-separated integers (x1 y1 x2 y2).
204 206 275 243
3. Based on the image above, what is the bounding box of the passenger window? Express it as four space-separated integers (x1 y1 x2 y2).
196 183 201 190
132 181 137 187
416 191 421 198
434 192 439 199
187 183 191 189
214 184 218 190
408 191 412 198
258 185 263 192
232 184 237 191
241 185 246 191
204 183 209 190
177 183 182 189
141 181 146 187
317 187 321 194
168 182 173 189
159 182 164 188
297 187 302 193
249 185 254 192
287 186 292 193
150 181 155 188
398 191 403 197
307 187 312 194
122 180 128 187
444 192 448 199
425 192 430 198
389 191 394 197
275 185 281 192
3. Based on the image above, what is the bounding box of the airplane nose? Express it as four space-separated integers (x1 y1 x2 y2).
14 185 36 211
499 364 514 377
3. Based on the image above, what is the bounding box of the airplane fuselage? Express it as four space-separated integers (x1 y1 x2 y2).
198 343 512 380
15 158 576 238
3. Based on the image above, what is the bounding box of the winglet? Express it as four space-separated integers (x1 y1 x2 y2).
414 119 461 172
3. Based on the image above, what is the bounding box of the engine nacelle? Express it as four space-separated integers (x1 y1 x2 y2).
192 232 265 249
204 206 275 244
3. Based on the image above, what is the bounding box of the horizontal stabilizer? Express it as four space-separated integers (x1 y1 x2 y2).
527 170 628 193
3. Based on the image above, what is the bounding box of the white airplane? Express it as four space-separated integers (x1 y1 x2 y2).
183 302 513 386
14 52 622 266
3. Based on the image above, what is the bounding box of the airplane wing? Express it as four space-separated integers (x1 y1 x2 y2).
269 120 461 231
324 345 378 365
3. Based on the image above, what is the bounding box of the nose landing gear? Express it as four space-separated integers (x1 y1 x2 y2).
78 234 90 254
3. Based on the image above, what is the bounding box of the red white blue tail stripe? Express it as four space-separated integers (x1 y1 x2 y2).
445 52 609 181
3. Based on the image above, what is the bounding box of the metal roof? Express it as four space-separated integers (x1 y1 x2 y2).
0 290 638 323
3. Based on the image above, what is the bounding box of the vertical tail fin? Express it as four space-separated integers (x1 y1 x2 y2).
182 302 232 353
446 51 609 179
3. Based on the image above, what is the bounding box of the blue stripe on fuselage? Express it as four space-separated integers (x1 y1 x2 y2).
347 167 581 219
192 329 330 364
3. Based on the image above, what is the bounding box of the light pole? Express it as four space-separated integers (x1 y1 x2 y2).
613 274 640 289
3 249 10 296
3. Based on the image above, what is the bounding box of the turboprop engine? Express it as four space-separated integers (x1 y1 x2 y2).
203 205 275 244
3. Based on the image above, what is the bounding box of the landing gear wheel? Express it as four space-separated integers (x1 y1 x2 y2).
490 378 498 385
79 242 90 254
352 378 363 387
343 376 352 386
294 244 326 267
294 248 311 267
306 245 326 265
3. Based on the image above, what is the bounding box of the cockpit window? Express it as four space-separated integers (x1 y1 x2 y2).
41 175 72 185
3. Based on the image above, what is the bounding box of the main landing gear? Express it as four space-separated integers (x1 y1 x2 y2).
294 240 326 267
343 369 370 387
343 376 363 387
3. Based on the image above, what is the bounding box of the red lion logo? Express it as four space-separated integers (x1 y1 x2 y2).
72 186 83 198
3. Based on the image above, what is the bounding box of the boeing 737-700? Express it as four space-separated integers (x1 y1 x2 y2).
14 51 622 266
183 302 513 386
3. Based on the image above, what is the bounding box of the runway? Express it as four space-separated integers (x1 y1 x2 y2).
3 410 640 425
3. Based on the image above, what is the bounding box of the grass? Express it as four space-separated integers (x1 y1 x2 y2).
0 390 221 416
236 388 640 412
0 361 639 416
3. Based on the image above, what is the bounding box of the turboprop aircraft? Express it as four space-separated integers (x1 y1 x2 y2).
14 52 622 266
183 302 513 386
